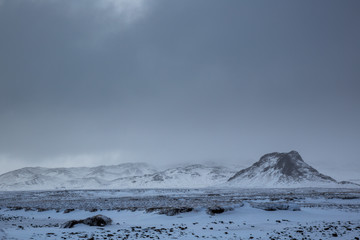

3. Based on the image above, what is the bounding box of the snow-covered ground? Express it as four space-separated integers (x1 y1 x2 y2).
0 188 359 239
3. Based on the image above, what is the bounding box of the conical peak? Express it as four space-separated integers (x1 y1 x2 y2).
228 150 342 186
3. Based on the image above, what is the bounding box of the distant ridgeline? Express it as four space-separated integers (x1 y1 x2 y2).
0 151 358 190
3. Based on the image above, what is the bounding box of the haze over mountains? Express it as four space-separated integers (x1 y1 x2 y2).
0 151 358 190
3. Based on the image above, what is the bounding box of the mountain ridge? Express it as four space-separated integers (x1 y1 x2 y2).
0 152 358 190
0 163 238 190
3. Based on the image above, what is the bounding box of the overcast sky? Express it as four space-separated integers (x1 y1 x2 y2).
0 0 359 180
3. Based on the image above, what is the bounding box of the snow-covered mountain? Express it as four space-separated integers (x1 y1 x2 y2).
227 151 358 188
0 163 237 190
0 163 157 190
0 151 358 190
109 164 238 188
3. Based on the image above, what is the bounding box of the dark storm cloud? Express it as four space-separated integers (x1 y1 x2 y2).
0 0 359 179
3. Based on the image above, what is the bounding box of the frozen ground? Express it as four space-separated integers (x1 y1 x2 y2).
0 188 359 239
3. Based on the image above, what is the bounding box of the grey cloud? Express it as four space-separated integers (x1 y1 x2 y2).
0 0 359 180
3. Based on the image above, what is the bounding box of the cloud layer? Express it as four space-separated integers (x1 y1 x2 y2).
0 0 359 180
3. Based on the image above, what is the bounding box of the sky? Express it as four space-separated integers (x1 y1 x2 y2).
0 0 359 180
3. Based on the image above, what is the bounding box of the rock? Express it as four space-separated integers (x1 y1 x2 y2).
159 207 193 216
82 215 112 226
63 208 75 213
251 202 300 211
61 215 112 228
206 206 234 215
8 206 22 211
146 207 193 216
61 220 80 228
207 206 225 215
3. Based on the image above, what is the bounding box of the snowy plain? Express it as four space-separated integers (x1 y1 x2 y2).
0 188 359 239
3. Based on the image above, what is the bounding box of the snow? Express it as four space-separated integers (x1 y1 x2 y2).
0 188 359 239
0 164 237 190
0 151 358 190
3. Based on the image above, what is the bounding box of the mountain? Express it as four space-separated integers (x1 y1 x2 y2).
109 164 238 188
0 163 157 190
0 163 237 190
227 151 356 187
0 151 358 190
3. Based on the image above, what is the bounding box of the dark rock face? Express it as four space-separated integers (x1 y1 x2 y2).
62 215 112 228
273 151 305 176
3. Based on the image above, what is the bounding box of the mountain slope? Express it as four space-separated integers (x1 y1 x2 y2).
0 163 237 190
227 151 346 187
0 163 157 190
109 164 238 188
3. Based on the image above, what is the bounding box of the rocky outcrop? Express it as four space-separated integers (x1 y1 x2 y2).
206 206 234 215
250 202 300 211
146 207 193 216
62 215 112 228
